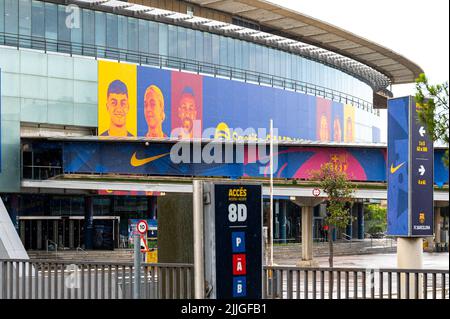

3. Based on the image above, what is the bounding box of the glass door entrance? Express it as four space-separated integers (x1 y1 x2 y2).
19 216 119 250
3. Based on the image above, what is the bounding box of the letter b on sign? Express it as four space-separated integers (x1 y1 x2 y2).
233 277 247 297
228 204 247 222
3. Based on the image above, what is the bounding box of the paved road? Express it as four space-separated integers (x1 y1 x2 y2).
276 252 449 269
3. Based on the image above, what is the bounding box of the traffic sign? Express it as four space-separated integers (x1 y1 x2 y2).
140 236 149 252
312 188 321 197
136 220 148 234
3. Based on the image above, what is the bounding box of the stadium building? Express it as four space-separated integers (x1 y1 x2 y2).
0 0 448 257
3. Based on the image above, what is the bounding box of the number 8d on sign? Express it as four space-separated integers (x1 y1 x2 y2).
213 184 262 299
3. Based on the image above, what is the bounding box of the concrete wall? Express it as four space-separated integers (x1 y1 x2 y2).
157 193 193 264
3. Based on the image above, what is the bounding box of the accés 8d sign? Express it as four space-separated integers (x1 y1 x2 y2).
214 184 262 299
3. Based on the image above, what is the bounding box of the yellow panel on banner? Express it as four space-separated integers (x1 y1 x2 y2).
98 61 137 137
343 104 355 143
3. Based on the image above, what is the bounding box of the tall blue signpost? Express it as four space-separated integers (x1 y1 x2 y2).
387 96 434 237
387 96 434 298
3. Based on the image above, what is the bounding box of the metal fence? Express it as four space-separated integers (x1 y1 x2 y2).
0 31 377 114
263 266 449 299
0 259 193 299
2 260 447 299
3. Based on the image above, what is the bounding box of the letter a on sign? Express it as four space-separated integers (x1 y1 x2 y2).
232 254 246 275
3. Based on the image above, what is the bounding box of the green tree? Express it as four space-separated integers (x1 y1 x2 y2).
364 204 387 236
310 162 355 267
415 73 449 167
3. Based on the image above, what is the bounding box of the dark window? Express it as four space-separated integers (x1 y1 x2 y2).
232 17 260 31
4 0 18 35
106 13 118 48
31 0 45 38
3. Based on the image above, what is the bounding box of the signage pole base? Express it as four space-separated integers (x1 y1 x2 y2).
397 237 423 299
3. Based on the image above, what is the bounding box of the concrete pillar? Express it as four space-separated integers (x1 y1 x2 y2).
357 203 365 240
301 206 313 261
274 200 280 240
434 207 441 245
280 200 287 244
397 238 423 298
84 196 94 250
345 217 352 239
292 198 323 267
193 180 205 299
145 196 157 220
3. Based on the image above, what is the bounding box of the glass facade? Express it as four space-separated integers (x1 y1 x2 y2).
0 45 97 192
0 47 97 127
0 0 374 105
0 0 386 193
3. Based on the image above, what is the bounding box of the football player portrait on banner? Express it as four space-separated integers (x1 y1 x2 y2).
171 71 203 139
98 61 137 137
137 66 172 138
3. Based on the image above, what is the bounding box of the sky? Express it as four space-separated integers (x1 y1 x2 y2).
269 0 450 97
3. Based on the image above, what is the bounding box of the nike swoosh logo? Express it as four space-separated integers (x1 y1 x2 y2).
130 152 170 167
390 162 405 174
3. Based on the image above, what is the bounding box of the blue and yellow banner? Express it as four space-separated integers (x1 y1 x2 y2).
98 61 376 143
62 140 448 184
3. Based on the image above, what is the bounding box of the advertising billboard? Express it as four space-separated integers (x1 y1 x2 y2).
63 141 387 181
98 61 372 143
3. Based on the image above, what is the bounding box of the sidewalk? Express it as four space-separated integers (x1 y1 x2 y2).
275 251 449 269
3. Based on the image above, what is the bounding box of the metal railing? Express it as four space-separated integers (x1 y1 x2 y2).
2 259 447 299
263 266 449 299
0 259 194 299
0 31 378 114
22 165 63 180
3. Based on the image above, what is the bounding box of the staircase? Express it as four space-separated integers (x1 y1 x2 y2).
27 249 135 263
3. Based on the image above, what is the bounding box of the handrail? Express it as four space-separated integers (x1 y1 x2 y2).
263 265 449 274
0 258 194 268
0 31 378 115
23 165 62 169
342 233 352 241
0 258 445 273
46 239 58 252
46 239 59 258
76 247 88 253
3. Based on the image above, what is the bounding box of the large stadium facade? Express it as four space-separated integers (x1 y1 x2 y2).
0 0 448 253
